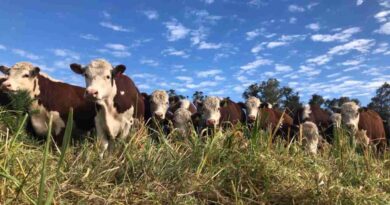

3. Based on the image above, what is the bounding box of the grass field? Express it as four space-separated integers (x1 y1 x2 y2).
0 106 390 205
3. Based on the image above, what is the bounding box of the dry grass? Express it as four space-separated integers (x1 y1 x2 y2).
0 106 389 204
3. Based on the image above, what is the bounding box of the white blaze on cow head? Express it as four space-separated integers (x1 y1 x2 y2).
150 90 169 120
173 108 192 136
180 99 191 110
340 102 360 133
245 96 261 123
330 113 342 128
70 59 125 103
0 62 40 96
302 104 312 120
200 96 223 127
302 121 320 155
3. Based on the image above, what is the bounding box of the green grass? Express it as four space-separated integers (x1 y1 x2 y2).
0 107 390 204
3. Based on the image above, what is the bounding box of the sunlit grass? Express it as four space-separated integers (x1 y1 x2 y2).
0 105 389 204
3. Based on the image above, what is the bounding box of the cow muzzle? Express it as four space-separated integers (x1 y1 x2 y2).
84 88 99 100
1 81 13 92
248 115 256 123
206 119 217 126
154 112 165 120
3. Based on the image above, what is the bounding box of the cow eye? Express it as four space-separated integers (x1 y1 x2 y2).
106 75 110 79
84 74 88 78
22 74 29 78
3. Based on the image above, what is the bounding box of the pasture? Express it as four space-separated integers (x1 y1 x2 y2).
0 102 389 204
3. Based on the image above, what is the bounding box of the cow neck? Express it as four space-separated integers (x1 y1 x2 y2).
30 74 55 112
97 81 118 116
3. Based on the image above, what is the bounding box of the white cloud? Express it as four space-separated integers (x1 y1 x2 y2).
248 0 266 7
186 81 218 89
373 42 389 54
288 4 305 12
201 0 214 4
289 17 297 24
311 27 361 42
12 49 40 60
197 69 222 78
140 58 159 67
306 23 320 31
356 0 364 6
340 59 364 66
198 41 222 49
275 64 292 72
176 76 193 83
376 22 390 35
52 49 80 60
374 10 390 22
307 2 319 9
246 29 261 40
80 34 99 41
0 44 6 50
190 9 222 24
161 48 189 58
102 11 111 19
328 39 375 55
214 75 225 81
130 38 153 48
279 34 306 41
240 58 272 71
164 19 190 41
142 10 159 20
105 43 128 51
306 54 332 66
100 22 131 32
190 27 207 45
251 43 265 53
98 49 131 58
298 65 321 77
267 41 287 48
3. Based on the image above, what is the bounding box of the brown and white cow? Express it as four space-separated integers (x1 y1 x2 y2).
302 121 320 154
142 90 170 121
195 96 245 129
239 96 294 138
340 102 386 149
172 107 193 136
169 96 197 114
0 62 96 144
294 104 334 142
70 59 144 157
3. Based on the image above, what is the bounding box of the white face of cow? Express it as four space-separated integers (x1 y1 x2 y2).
302 121 320 154
173 108 192 136
201 96 222 127
340 102 360 133
0 62 40 95
150 90 169 120
245 96 261 123
330 113 342 128
70 59 125 103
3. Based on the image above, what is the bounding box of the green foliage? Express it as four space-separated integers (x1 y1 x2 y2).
325 96 361 110
368 82 390 121
309 94 325 107
1 110 389 204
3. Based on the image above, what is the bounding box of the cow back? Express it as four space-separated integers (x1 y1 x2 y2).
37 75 96 131
358 110 386 145
113 74 144 119
220 99 245 125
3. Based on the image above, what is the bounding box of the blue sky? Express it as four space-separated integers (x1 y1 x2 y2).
0 0 389 105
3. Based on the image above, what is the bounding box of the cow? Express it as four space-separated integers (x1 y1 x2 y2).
340 102 386 150
172 107 193 137
142 90 170 121
330 113 342 128
301 121 320 155
169 96 197 114
239 96 294 139
194 96 245 130
294 104 334 142
0 62 96 144
70 59 145 158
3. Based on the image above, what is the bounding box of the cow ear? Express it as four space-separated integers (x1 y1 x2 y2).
220 98 229 107
112 64 126 77
0 65 10 75
31 67 40 76
70 63 85 75
141 92 149 101
237 102 246 109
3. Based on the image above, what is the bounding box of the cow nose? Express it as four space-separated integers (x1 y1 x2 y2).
248 115 256 122
155 112 164 119
346 124 356 132
86 89 98 98
206 119 216 126
1 81 11 90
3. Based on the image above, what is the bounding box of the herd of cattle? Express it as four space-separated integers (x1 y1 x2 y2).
0 59 387 157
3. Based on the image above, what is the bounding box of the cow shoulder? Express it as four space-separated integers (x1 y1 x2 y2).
113 74 140 114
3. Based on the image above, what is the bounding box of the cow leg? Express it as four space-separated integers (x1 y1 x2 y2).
95 116 109 158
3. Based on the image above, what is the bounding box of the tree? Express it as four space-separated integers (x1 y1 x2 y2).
368 82 390 121
192 91 205 103
309 94 325 107
324 96 360 110
167 89 185 99
242 78 301 112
